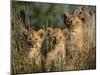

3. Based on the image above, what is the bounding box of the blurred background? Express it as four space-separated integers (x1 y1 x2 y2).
12 1 79 30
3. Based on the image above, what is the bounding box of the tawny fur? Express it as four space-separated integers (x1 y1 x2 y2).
24 29 45 68
45 28 67 71
64 11 85 52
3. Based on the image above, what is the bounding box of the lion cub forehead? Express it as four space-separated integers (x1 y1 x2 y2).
31 31 40 37
30 29 45 39
53 28 62 33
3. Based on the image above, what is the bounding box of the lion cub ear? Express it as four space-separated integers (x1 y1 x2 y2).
38 29 45 39
22 28 29 38
47 27 53 35
74 7 85 22
63 29 69 39
74 7 82 16
63 12 71 21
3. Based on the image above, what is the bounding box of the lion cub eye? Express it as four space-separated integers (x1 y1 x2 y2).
35 38 37 41
76 21 79 24
28 37 32 40
60 36 62 38
52 36 56 39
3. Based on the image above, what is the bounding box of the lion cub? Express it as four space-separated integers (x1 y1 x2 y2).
45 28 68 71
23 29 45 68
63 10 85 52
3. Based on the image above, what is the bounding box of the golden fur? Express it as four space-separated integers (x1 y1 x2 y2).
23 29 45 67
45 28 68 71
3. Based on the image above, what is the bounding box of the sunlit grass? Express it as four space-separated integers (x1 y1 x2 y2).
12 3 96 74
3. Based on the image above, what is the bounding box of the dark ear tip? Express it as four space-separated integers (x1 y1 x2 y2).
64 12 68 18
38 29 45 39
47 27 53 32
22 31 28 37
22 29 29 38
81 17 85 22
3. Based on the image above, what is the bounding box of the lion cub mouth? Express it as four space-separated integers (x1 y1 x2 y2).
27 42 37 48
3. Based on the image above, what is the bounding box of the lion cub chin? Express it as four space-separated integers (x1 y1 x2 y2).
23 29 45 67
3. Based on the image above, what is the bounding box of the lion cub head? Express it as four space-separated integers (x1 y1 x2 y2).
23 29 45 49
52 28 66 47
47 28 68 49
63 11 85 33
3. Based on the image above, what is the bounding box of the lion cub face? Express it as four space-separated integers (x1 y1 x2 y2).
47 28 68 49
23 29 45 49
64 12 84 33
52 28 66 46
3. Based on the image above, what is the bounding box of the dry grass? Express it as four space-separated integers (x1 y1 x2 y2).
11 6 96 74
